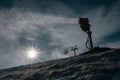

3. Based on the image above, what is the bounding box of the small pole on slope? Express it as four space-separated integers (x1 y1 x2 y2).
78 18 93 49
71 46 79 56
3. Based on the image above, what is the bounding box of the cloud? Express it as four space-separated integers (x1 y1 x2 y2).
0 0 78 69
100 40 120 48
0 0 14 8
51 48 70 59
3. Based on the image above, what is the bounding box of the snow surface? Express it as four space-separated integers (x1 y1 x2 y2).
0 47 120 80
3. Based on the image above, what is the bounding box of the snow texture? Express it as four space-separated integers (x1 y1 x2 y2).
0 47 120 80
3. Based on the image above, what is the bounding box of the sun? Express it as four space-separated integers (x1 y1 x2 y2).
25 46 40 61
27 48 38 59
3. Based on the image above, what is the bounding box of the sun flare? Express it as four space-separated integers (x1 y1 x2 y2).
25 46 40 61
27 48 38 59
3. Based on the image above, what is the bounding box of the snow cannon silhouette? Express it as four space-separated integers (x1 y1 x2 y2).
79 18 93 49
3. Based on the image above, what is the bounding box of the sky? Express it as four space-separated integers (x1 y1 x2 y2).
0 0 120 69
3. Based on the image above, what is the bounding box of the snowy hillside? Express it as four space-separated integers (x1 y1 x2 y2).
0 47 120 80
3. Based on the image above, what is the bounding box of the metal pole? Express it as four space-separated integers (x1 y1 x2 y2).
88 31 93 49
71 47 78 56
74 50 76 56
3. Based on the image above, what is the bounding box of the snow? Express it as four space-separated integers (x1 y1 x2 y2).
0 47 120 80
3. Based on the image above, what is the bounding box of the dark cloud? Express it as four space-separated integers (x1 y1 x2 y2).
98 30 120 44
0 0 14 8
60 0 119 14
